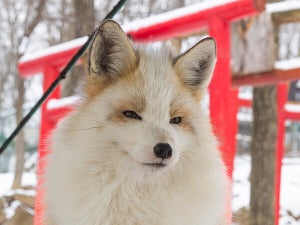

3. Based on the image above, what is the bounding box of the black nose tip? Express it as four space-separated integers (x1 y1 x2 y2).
153 143 172 160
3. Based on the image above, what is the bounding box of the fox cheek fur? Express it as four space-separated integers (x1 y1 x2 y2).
45 19 227 225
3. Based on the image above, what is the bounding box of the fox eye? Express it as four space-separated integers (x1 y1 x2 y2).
123 110 142 120
170 117 182 124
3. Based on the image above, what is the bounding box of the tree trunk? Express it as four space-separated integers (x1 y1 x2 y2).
231 12 277 225
250 85 277 225
1 0 46 189
73 0 95 37
12 76 25 189
249 14 276 225
61 0 95 97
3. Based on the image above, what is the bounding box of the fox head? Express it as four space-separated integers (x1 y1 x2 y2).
76 20 216 178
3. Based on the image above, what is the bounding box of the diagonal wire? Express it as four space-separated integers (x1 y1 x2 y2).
0 0 128 155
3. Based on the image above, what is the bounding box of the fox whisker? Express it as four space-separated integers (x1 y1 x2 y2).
68 127 102 131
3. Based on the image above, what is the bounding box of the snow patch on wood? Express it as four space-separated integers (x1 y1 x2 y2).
46 95 80 110
267 0 300 14
19 36 88 64
275 57 300 70
285 103 300 113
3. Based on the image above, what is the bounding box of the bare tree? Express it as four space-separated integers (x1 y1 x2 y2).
0 0 46 189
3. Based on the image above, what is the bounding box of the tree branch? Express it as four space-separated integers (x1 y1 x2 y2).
23 0 46 38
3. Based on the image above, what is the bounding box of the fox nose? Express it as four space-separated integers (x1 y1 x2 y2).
153 143 172 160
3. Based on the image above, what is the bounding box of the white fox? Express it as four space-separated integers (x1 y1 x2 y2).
45 20 227 225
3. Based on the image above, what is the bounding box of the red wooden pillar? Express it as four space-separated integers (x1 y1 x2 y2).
209 17 239 223
34 65 60 225
275 83 287 225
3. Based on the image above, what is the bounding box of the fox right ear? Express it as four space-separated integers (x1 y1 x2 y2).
173 37 216 92
88 20 137 79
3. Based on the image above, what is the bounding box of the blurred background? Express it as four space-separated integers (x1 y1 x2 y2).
0 0 300 225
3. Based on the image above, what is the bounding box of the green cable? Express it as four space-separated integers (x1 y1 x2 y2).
0 0 128 155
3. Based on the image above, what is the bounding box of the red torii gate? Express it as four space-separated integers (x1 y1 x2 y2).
18 0 276 224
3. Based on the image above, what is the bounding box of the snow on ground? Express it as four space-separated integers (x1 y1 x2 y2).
233 155 300 225
0 156 299 224
0 172 37 196
232 155 251 212
280 157 300 225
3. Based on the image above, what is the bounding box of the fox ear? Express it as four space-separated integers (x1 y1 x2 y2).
88 20 137 78
174 37 216 91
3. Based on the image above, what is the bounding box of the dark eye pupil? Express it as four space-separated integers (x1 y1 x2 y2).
123 110 142 120
170 117 182 124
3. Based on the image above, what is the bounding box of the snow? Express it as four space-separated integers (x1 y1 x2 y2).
3 199 34 220
0 173 36 196
233 156 300 225
236 134 251 142
266 0 300 14
232 155 251 212
47 95 80 110
4 200 21 219
280 158 300 217
285 103 300 113
238 91 252 100
275 57 300 71
19 36 88 64
237 111 253 122
5 189 36 197
123 0 239 32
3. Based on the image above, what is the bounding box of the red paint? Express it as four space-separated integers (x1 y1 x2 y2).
45 106 74 122
209 17 239 224
19 48 82 77
275 84 288 225
238 97 252 108
232 67 300 88
285 111 300 121
128 0 264 42
17 1 269 224
34 65 60 225
209 17 237 178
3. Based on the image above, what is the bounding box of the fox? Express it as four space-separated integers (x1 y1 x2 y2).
44 20 228 225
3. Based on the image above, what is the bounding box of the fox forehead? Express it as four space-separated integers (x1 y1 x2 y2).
137 45 179 97
111 45 193 111
85 44 177 96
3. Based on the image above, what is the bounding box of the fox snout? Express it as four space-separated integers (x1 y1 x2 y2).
153 143 172 160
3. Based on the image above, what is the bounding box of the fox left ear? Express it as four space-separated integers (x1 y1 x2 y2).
88 20 137 79
173 37 216 92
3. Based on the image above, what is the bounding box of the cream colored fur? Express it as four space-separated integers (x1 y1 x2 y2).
44 20 228 225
